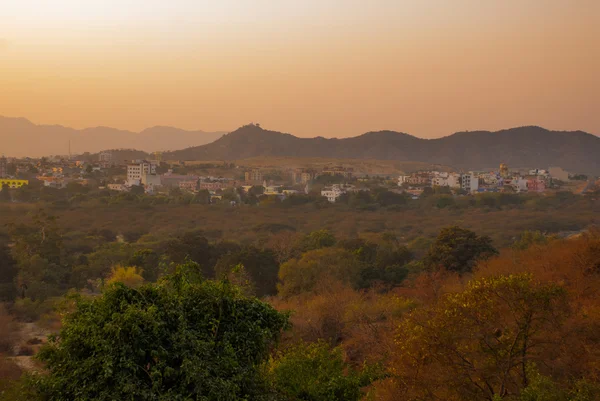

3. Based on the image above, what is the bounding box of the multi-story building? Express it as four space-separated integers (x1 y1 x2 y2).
99 152 113 167
292 169 317 184
0 156 7 178
460 173 479 193
127 160 157 186
245 169 263 184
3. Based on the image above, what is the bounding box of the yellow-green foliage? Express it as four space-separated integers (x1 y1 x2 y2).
106 266 144 288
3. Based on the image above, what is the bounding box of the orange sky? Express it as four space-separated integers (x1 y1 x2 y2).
1 0 598 138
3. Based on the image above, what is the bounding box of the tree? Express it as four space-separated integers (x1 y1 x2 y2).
0 243 18 301
375 190 408 207
278 248 362 297
424 226 498 274
267 341 380 401
378 274 569 401
300 229 336 252
0 183 11 202
164 231 213 278
105 265 145 288
128 249 163 282
214 246 280 297
35 264 289 400
130 184 145 195
512 230 549 251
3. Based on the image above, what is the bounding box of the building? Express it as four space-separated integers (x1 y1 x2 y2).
245 169 263 184
292 169 317 184
0 156 7 178
127 160 157 186
321 166 353 178
178 180 199 192
99 151 113 167
108 183 128 192
321 184 346 203
548 167 569 182
398 173 432 186
0 179 28 189
198 181 229 191
527 179 546 193
161 171 199 188
460 173 479 193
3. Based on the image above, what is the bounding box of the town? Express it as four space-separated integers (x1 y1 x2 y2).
0 151 596 205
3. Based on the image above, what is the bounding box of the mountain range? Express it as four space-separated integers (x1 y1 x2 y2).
2 116 599 174
0 116 225 157
164 124 600 174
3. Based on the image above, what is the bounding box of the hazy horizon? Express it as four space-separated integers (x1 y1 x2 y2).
2 1 599 140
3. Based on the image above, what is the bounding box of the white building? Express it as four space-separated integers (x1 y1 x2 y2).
127 160 157 186
460 173 479 193
321 184 346 203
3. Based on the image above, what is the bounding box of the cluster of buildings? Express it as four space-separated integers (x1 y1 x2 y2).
245 166 354 186
112 159 241 196
397 164 572 197
320 184 365 203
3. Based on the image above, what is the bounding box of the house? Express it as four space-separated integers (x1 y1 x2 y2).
527 179 546 193
108 183 128 192
321 184 346 203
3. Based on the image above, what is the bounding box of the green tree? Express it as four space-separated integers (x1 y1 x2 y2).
0 243 18 301
128 248 163 282
164 231 213 278
34 264 289 400
214 246 279 297
300 230 336 252
424 225 498 274
267 341 380 401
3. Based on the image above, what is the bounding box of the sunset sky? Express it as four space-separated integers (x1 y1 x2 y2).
1 0 598 138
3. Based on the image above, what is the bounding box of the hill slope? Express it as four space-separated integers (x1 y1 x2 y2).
165 125 600 174
0 116 225 157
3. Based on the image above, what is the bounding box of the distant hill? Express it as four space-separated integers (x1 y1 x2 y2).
0 116 225 157
165 124 600 174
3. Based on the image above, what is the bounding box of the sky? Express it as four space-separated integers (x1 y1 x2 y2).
1 0 599 138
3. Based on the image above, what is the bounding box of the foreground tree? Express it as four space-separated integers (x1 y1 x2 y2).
267 341 380 401
424 225 497 274
34 263 289 400
377 274 570 401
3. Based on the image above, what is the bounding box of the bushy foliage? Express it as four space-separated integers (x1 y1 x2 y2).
267 341 380 401
34 264 289 400
424 225 498 274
